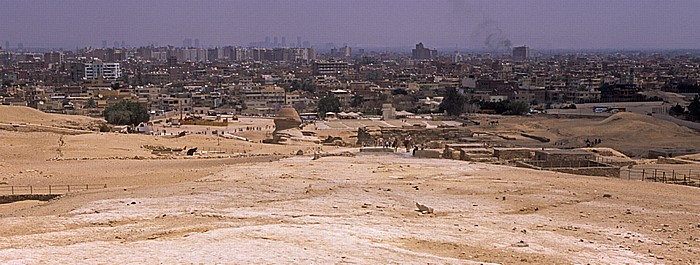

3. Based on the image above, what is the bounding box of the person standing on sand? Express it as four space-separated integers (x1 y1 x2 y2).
404 135 413 152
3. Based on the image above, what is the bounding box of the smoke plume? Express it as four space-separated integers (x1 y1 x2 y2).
470 19 512 51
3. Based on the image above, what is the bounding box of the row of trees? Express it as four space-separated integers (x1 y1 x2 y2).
103 100 149 126
670 95 700 121
316 88 533 119
438 88 530 116
102 88 538 125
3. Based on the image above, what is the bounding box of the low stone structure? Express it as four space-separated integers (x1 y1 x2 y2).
0 194 60 204
648 149 700 159
443 143 485 159
493 148 535 161
357 126 473 147
360 147 394 153
534 149 594 161
518 149 619 177
414 149 442 158
459 148 494 162
516 160 620 177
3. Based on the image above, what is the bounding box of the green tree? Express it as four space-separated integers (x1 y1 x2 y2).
670 103 686 115
85 98 98 108
504 101 530 115
688 94 700 121
317 95 340 118
350 94 364 108
297 79 316 93
439 88 465 116
103 100 149 125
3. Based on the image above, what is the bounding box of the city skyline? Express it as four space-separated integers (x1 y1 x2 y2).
1 0 699 50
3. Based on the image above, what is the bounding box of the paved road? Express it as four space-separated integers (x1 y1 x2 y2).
651 113 700 131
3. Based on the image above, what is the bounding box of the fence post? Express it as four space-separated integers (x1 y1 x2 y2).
86 184 89 190
661 171 666 183
628 169 631 180
642 169 646 181
671 170 675 183
11 186 13 195
661 172 665 182
654 169 657 180
30 185 32 194
49 185 51 194
68 185 70 192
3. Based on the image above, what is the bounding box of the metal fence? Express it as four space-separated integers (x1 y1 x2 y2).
619 168 699 187
0 184 107 195
524 160 611 169
200 147 244 154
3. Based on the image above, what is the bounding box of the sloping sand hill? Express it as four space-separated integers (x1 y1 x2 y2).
0 105 105 131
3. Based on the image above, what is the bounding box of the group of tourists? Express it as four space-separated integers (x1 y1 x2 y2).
363 135 418 153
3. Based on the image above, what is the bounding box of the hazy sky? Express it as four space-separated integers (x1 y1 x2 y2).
1 0 699 50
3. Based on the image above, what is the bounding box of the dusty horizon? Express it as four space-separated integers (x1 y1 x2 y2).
1 0 699 50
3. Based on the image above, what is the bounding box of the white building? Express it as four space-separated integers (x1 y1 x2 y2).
84 61 122 81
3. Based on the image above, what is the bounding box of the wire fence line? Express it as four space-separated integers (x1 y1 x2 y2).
619 167 699 187
0 184 107 195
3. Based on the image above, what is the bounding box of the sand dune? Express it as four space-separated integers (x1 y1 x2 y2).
0 105 104 131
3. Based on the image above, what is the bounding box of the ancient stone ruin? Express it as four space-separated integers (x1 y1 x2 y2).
268 107 320 144
357 126 473 147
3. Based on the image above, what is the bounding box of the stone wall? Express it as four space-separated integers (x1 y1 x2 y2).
357 126 473 147
493 148 534 160
414 149 442 158
515 161 620 178
534 150 594 161
0 194 60 204
552 167 621 178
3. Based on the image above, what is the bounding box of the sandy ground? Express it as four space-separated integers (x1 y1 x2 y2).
2 106 700 263
1 154 700 264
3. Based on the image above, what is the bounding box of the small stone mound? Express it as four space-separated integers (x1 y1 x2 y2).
415 202 434 214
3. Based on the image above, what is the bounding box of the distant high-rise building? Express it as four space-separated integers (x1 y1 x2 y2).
44 51 64 64
512 46 530 61
313 60 349 75
412 42 437 60
273 37 278 47
302 41 310 48
84 61 122 81
17 43 23 50
167 56 178 67
342 46 351 57
183 38 193 48
453 51 464 62
297 37 302 48
113 41 119 48
102 40 107 48
194 39 200 48
281 37 286 47
265 36 271 46
4 41 8 50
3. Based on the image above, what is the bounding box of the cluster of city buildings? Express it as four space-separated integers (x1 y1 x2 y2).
0 43 699 119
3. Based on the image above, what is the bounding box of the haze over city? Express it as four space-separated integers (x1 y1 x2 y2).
1 0 699 50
